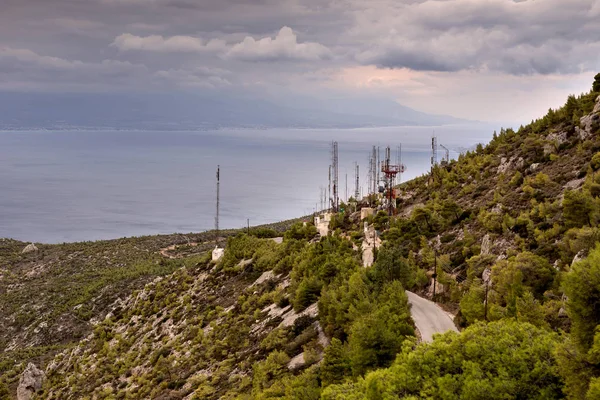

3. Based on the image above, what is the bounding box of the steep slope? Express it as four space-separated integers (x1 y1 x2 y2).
39 228 415 399
3 75 600 399
0 222 297 398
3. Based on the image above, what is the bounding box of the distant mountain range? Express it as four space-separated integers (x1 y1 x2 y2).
0 91 469 130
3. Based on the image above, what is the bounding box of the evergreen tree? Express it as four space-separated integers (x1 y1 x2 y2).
563 189 595 228
593 72 600 92
563 244 600 351
324 321 563 400
321 338 351 387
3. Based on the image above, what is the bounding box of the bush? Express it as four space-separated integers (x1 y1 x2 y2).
321 338 351 387
593 72 600 92
324 320 563 400
348 282 414 376
372 245 416 290
294 277 322 311
563 190 596 228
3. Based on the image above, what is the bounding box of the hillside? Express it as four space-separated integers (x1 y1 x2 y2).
1 75 600 399
0 221 299 398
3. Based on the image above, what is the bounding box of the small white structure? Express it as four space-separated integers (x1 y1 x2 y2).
314 213 332 237
361 207 374 220
212 246 225 261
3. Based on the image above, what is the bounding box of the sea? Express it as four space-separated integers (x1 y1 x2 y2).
0 124 498 243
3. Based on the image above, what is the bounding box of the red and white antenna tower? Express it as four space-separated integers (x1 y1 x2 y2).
381 146 406 216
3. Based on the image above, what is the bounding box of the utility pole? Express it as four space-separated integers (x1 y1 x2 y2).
247 218 250 235
484 281 489 321
483 267 491 321
432 249 437 301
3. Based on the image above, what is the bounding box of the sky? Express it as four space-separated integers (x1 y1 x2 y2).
1 0 599 123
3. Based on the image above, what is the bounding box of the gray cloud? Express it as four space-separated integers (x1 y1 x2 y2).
112 27 331 61
225 26 331 61
112 34 227 53
350 0 600 74
0 46 152 90
0 0 599 122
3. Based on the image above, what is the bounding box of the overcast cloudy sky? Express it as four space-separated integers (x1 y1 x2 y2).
1 0 599 122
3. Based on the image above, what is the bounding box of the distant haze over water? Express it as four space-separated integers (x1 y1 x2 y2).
0 125 497 243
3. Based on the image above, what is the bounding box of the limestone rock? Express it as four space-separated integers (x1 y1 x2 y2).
21 243 38 254
17 363 45 400
211 246 224 261
497 157 511 174
572 250 586 266
547 130 568 146
578 98 600 140
579 113 599 140
279 303 319 328
287 352 306 370
481 234 492 256
482 267 492 284
528 163 540 173
251 270 276 287
513 157 525 171
564 178 586 191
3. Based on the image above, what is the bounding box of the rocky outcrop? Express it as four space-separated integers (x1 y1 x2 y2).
572 250 586 266
496 156 525 174
21 243 38 254
547 130 569 146
212 246 224 261
17 363 45 400
544 130 569 155
481 234 492 256
577 95 600 140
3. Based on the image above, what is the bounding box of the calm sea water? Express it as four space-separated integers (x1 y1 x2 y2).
0 125 496 243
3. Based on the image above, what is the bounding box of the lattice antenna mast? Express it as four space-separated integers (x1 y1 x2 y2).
380 145 406 216
345 173 348 203
331 141 339 212
377 146 381 190
215 165 220 240
371 146 377 195
431 133 438 173
367 154 373 197
328 165 332 211
355 162 360 200
440 144 450 164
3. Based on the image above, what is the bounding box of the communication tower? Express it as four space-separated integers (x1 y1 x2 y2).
354 163 360 200
331 141 339 212
431 133 438 172
381 146 406 216
215 165 220 240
